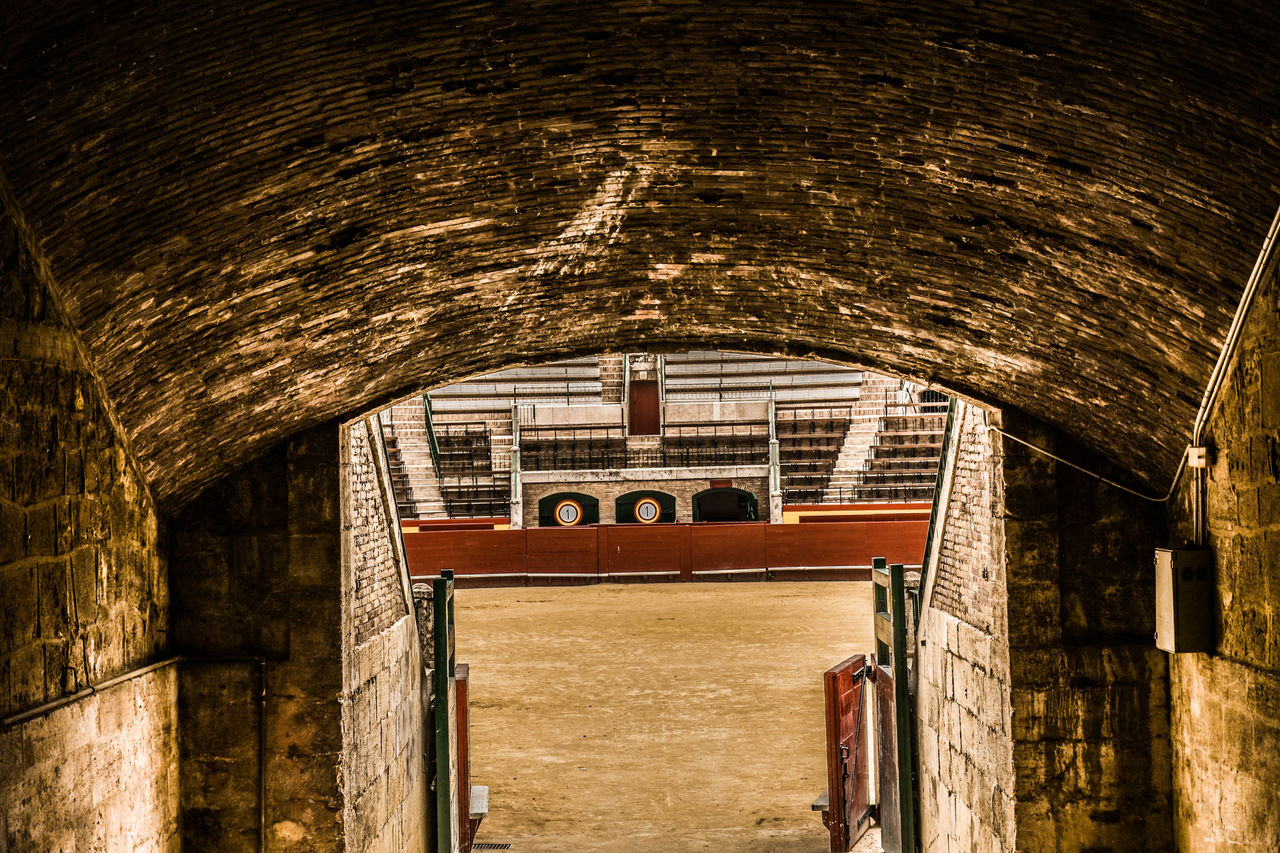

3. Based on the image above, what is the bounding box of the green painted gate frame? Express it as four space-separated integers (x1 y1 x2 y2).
873 555 917 852
434 571 459 853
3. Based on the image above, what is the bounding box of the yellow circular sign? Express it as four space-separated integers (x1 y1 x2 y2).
554 499 584 526
634 497 661 523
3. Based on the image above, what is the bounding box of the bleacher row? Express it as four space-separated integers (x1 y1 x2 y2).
379 353 946 518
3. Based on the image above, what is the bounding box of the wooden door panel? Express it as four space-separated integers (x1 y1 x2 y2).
628 380 660 435
823 653 872 851
876 664 902 852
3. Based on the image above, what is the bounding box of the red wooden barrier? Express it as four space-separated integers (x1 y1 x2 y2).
690 523 768 575
402 517 508 531
524 527 598 577
787 501 930 522
766 521 925 571
404 528 527 576
598 524 691 579
404 518 927 584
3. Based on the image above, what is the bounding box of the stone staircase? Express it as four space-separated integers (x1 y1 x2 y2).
823 376 902 502
824 379 945 502
598 354 625 403
381 397 448 519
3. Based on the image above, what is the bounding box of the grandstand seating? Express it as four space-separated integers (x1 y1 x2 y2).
379 352 947 518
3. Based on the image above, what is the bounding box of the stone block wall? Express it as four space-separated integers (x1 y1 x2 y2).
930 404 1005 635
916 403 1016 852
0 666 179 851
340 418 428 853
0 178 177 848
170 422 345 851
1000 412 1171 852
919 402 1172 852
521 472 770 526
346 419 406 644
1169 250 1280 850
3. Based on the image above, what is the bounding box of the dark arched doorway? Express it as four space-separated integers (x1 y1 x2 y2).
692 487 758 522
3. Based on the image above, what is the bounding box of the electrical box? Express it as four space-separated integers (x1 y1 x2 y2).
1155 547 1214 653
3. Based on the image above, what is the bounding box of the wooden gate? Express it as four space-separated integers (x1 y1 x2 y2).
820 653 873 851
872 557 916 853
628 380 660 435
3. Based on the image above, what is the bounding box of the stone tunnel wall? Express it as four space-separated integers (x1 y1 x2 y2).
340 418 428 853
918 403 1172 852
1169 249 1280 850
916 402 1016 852
170 423 345 851
999 410 1171 852
0 180 178 848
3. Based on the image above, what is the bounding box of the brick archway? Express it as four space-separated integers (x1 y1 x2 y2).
3 3 1280 850
2 1 1278 507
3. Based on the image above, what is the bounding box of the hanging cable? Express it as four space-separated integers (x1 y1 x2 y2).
987 425 1184 503
987 202 1279 521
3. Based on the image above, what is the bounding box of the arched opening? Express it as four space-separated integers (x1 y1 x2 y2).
537 492 600 527
5 5 1277 850
692 487 758 523
614 490 676 524
385 350 935 849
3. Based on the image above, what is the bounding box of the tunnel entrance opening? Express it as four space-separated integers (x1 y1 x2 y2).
451 581 877 852
366 350 941 850
7 5 1280 847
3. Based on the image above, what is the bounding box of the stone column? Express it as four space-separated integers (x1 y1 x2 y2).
171 422 345 851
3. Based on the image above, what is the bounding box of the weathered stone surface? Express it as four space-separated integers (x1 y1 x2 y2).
0 179 169 714
340 418 429 853
0 176 176 849
1168 247 1280 851
918 404 1016 853
999 410 1172 852
3 2 1279 506
921 401 1173 852
170 423 345 851
0 665 180 852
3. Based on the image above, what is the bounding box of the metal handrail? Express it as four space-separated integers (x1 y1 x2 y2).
422 393 443 477
521 425 627 441
519 444 771 472
918 397 959 623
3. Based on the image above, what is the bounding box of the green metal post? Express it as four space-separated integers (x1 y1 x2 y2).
890 562 917 853
433 571 457 853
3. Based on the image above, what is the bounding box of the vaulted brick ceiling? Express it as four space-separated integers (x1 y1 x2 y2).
2 0 1278 505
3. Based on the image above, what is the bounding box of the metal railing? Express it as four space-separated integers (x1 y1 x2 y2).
919 397 959 622
423 393 442 477
441 472 510 518
520 425 626 442
519 445 772 472
663 422 769 439
785 483 937 505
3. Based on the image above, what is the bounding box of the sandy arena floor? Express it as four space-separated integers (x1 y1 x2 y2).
454 581 882 852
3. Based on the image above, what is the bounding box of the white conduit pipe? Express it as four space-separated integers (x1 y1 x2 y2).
1193 204 1280 446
